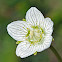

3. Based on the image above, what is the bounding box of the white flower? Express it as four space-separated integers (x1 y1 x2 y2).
7 7 53 58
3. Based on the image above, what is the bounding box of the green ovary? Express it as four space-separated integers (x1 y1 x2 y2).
26 26 44 45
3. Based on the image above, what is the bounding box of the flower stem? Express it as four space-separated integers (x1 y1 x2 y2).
50 45 62 62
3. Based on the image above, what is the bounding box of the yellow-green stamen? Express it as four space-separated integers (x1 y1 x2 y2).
16 41 22 44
34 51 37 55
22 19 26 21
26 26 45 45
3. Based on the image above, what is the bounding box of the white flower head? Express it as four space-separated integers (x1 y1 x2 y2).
7 7 53 58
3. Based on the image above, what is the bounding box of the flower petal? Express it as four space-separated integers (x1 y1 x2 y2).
43 18 53 35
16 42 36 58
26 7 44 26
36 36 52 52
7 21 30 41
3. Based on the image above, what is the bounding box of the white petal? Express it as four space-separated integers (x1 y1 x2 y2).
36 36 52 52
43 35 52 49
16 42 36 58
44 18 53 35
7 21 30 41
26 7 44 26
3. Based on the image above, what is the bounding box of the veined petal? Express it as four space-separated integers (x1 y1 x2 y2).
43 35 52 49
43 18 53 35
36 36 52 52
26 7 44 26
16 42 36 58
7 21 30 41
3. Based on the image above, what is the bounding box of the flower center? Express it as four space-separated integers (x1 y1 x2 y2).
26 26 44 45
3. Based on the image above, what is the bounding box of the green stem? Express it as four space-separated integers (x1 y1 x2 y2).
50 45 62 62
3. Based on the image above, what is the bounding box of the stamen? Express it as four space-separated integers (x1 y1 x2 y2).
16 41 22 44
34 51 37 55
25 26 45 45
22 19 26 21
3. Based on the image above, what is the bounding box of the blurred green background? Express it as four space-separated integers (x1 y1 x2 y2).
0 0 62 62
